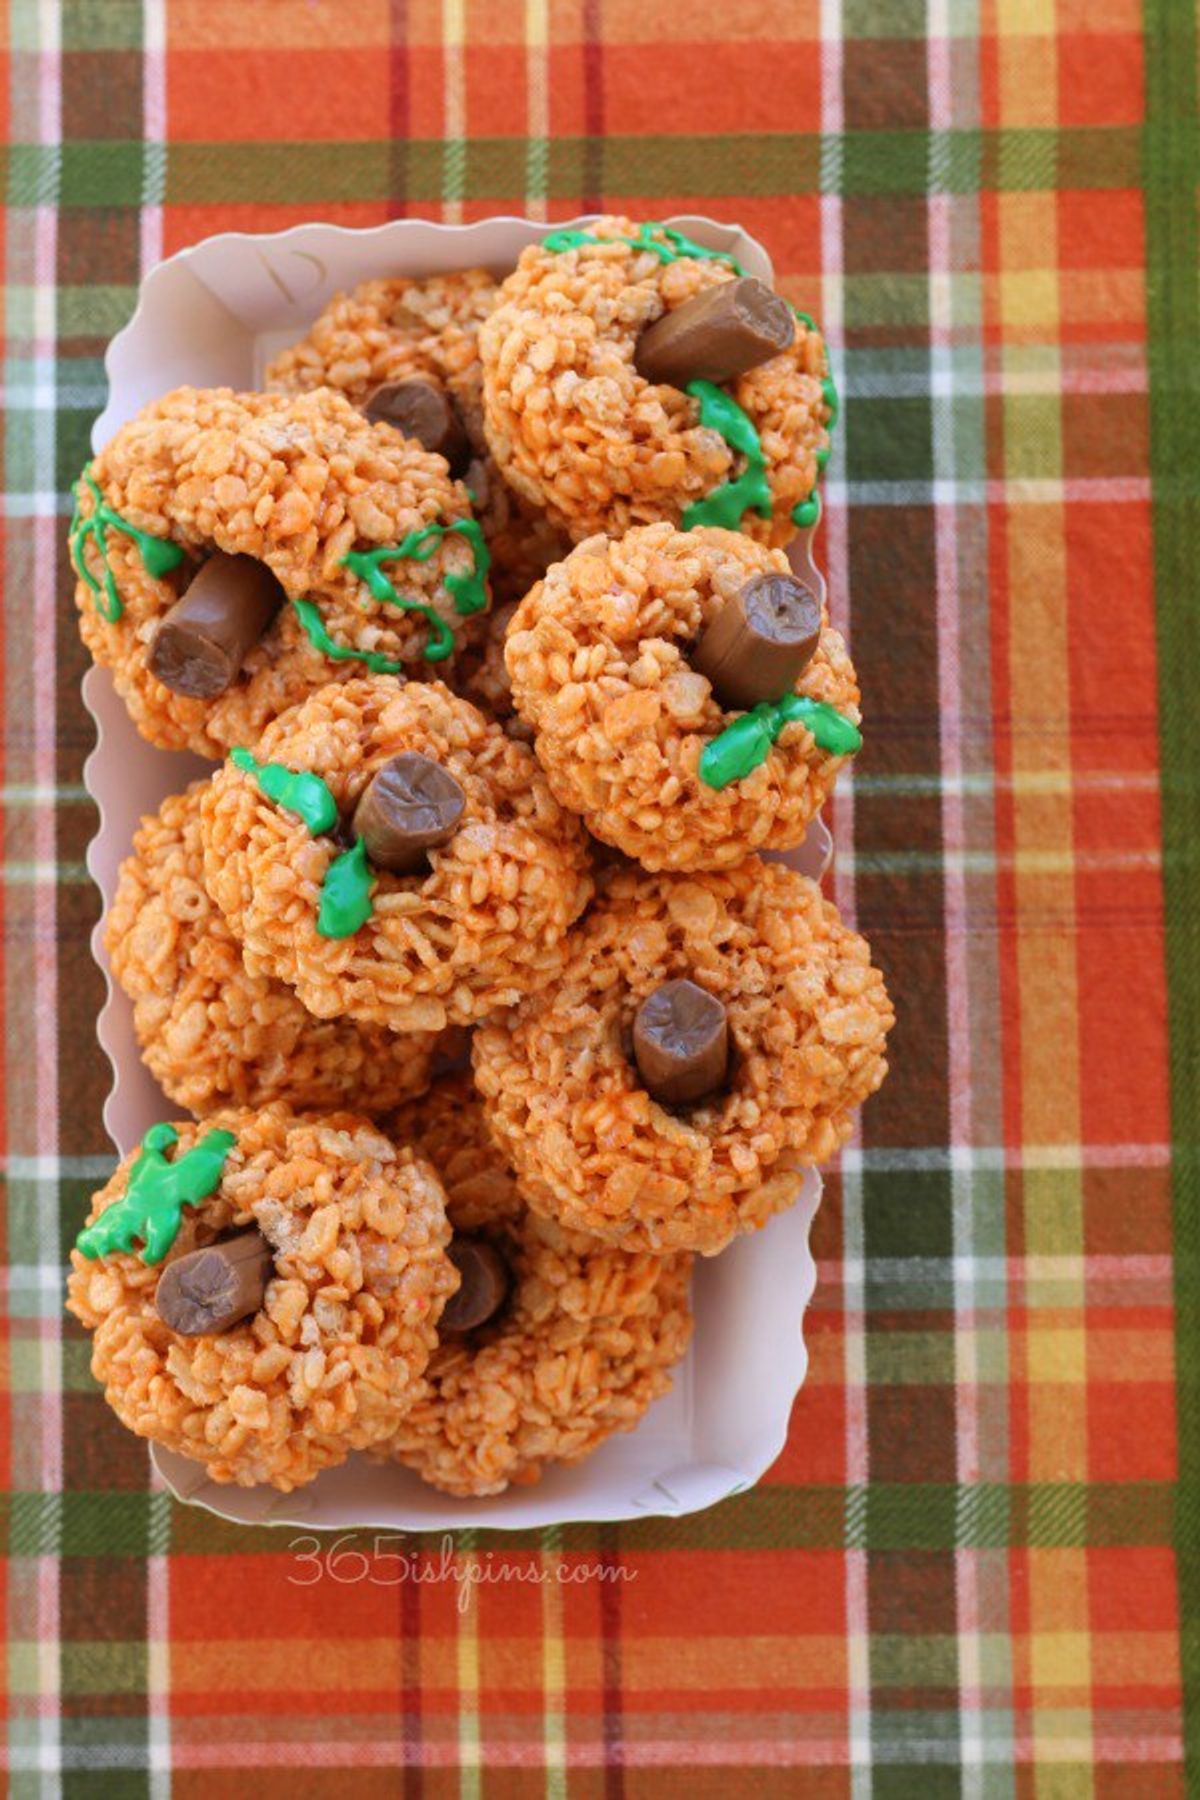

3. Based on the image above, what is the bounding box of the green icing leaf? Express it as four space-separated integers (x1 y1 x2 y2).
229 750 374 939
292 598 405 676
791 491 822 530
230 747 339 837
68 469 184 622
76 1123 236 1265
821 374 840 432
682 380 773 531
317 837 374 939
699 693 862 791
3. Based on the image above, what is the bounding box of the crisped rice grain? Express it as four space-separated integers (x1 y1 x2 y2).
200 676 594 1033
506 522 859 870
65 1106 457 1490
107 783 438 1116
374 1073 692 1495
479 217 831 544
472 858 893 1256
73 385 488 759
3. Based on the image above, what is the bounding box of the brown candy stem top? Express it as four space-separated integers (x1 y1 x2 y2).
154 1228 273 1337
362 378 472 477
634 277 796 390
632 978 730 1109
147 551 284 699
441 1237 511 1332
351 752 466 875
691 572 822 712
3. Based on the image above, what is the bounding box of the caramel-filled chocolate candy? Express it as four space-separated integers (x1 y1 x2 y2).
363 378 472 475
351 752 466 875
634 277 795 389
692 573 821 712
154 1228 273 1337
633 979 729 1108
147 552 284 699
441 1237 510 1332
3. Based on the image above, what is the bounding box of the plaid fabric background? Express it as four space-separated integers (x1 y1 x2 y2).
3 0 1195 1790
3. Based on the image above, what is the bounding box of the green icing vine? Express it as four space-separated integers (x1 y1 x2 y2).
68 470 184 622
230 747 339 836
792 311 840 436
699 693 862 791
341 518 490 664
543 221 747 276
788 311 834 529
317 837 374 939
341 550 453 662
389 519 491 618
681 380 773 531
292 598 405 676
791 314 838 532
76 1123 236 1265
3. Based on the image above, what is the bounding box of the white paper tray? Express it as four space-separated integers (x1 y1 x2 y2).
83 214 831 1531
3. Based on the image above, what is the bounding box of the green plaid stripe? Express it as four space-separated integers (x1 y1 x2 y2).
1145 0 1200 1785
0 126 1177 205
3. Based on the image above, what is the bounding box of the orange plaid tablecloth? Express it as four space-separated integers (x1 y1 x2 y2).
5 0 1194 1790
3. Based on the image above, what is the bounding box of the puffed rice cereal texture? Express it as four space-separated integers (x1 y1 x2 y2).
73 385 488 759
66 1106 457 1490
506 522 858 870
473 858 893 1256
479 216 831 544
107 783 439 1117
265 272 569 607
200 676 594 1033
376 1073 693 1496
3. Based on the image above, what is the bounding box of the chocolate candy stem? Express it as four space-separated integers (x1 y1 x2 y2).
147 552 284 699
441 1237 510 1332
633 979 729 1109
351 752 466 875
634 277 795 389
154 1228 273 1337
363 378 472 477
692 572 822 712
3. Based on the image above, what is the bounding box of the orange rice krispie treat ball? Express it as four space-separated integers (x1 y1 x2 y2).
200 676 594 1034
265 271 569 607
71 385 490 760
479 217 834 545
66 1106 457 1490
108 783 439 1117
473 859 893 1257
265 269 500 442
375 1073 693 1496
506 522 861 871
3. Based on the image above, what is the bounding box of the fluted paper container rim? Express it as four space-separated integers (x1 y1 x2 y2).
82 213 832 1532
